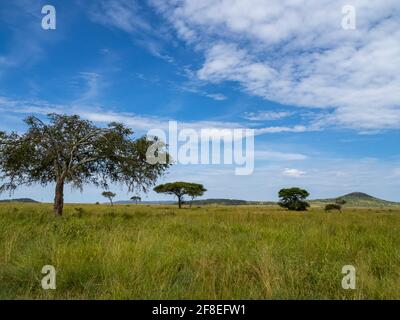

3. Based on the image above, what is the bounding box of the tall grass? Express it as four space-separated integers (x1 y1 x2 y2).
0 203 399 299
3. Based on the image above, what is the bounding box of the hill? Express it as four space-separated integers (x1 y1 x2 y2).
0 198 39 203
115 199 275 206
191 199 249 206
312 192 400 208
191 199 277 206
114 199 251 206
114 200 175 205
115 193 400 208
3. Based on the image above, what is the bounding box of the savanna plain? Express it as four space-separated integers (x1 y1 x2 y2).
0 203 399 299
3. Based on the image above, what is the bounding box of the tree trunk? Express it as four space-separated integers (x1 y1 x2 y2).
53 179 64 217
178 196 182 209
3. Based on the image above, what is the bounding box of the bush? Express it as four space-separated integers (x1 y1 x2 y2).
325 204 342 212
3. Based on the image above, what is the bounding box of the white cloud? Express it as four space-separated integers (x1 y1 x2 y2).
175 82 228 101
255 125 311 134
78 110 166 132
205 93 227 101
151 0 400 131
75 72 102 102
394 168 400 177
256 151 307 161
0 96 314 137
244 111 292 121
87 0 178 66
88 0 150 33
0 97 66 115
282 168 306 177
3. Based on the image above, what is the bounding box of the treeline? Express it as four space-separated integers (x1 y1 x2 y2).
0 114 346 215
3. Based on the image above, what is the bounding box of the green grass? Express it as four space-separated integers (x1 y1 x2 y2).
0 203 399 299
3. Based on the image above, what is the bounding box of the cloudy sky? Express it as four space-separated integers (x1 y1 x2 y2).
1 0 400 202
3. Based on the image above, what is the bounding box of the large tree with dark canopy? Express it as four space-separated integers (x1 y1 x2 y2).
278 187 310 211
0 114 171 216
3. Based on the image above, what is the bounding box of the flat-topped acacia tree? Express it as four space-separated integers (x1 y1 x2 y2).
186 183 207 208
154 182 206 208
102 191 116 206
0 113 171 216
130 196 141 204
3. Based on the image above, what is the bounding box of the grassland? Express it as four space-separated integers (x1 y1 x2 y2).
0 202 399 300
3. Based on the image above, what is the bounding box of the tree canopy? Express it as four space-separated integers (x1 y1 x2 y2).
102 191 116 206
153 182 206 208
278 187 310 211
130 196 142 204
186 184 207 208
0 113 171 216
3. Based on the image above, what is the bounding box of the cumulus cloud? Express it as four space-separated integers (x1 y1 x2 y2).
282 168 306 177
151 0 400 131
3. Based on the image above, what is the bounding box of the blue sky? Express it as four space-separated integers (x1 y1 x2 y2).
1 0 400 203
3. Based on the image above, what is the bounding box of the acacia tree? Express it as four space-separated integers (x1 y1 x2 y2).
186 184 207 208
130 196 141 204
102 191 116 206
153 182 206 209
278 187 310 211
0 114 171 216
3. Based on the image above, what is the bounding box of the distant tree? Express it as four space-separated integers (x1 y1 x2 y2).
186 184 207 208
278 187 310 211
130 196 141 204
102 191 116 206
0 114 171 216
325 204 342 213
154 182 207 209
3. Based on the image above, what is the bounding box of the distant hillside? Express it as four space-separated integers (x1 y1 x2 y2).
312 192 400 208
111 193 399 208
114 199 250 206
114 200 175 205
191 199 249 206
191 199 277 206
115 198 275 206
0 198 39 203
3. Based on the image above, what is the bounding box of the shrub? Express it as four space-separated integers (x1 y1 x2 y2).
325 204 342 212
